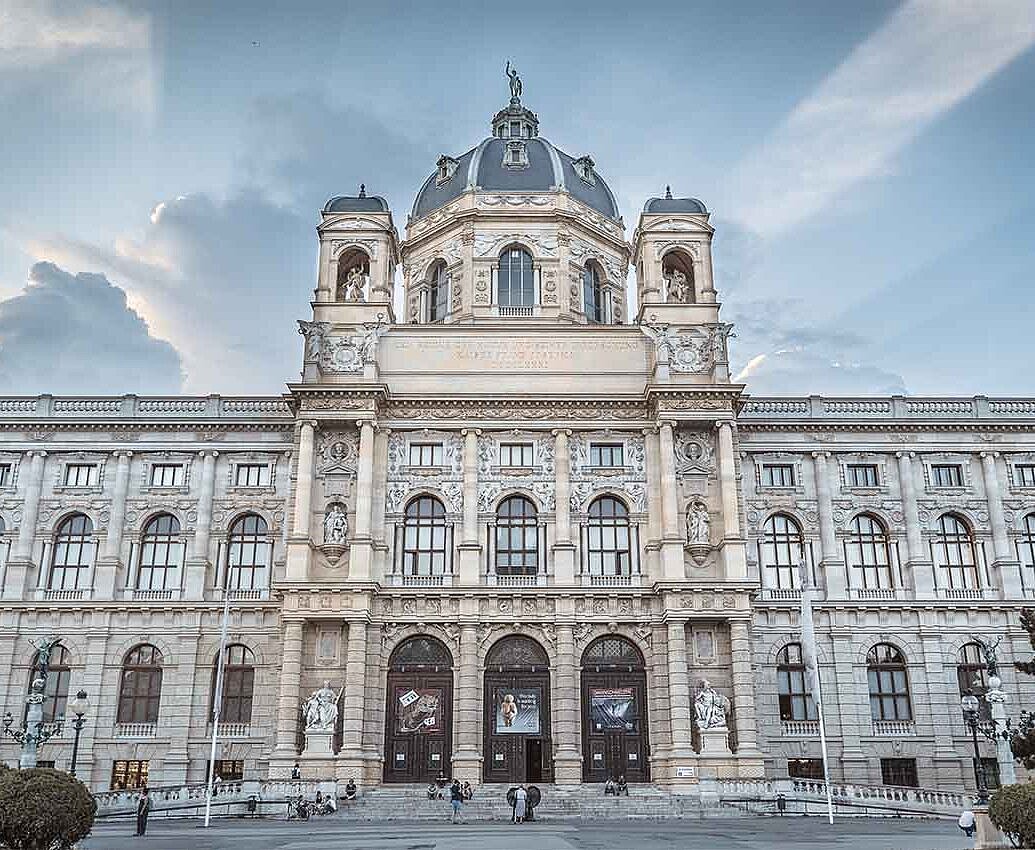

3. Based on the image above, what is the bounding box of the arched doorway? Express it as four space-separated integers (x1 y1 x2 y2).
384 635 453 784
483 635 552 783
581 636 649 783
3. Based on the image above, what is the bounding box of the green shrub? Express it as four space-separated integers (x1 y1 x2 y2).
0 768 96 850
989 782 1035 849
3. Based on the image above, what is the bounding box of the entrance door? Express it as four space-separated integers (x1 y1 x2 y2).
581 636 650 783
383 636 454 784
483 636 553 783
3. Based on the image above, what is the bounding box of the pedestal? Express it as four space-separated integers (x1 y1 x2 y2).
304 729 334 757
699 726 732 757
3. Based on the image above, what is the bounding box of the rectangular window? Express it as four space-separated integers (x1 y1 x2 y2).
976 757 1001 790
209 759 245 782
0 463 10 487
787 758 825 780
150 464 183 487
509 121 519 137
846 464 880 487
408 443 443 467
234 464 269 487
589 443 624 468
64 464 98 487
111 760 149 790
1016 465 1035 487
761 464 795 487
499 443 534 467
880 758 918 788
931 464 964 487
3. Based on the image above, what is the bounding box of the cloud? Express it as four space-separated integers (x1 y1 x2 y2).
0 262 182 394
0 0 154 114
724 0 1035 237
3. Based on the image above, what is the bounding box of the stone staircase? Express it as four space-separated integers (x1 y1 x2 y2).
342 784 740 821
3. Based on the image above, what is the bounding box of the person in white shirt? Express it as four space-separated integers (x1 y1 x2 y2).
958 808 976 838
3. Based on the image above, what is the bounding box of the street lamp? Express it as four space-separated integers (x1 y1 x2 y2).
962 694 989 805
68 690 89 777
1 674 63 768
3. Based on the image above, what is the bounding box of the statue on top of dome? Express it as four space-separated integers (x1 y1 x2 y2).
505 61 522 101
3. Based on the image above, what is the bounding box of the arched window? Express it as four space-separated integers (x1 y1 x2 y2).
582 263 603 324
28 644 71 724
760 514 804 589
335 248 370 301
866 643 912 722
498 247 534 307
118 644 163 724
428 261 449 323
226 514 269 591
137 513 182 592
586 496 631 576
933 513 980 589
402 496 449 576
1020 513 1035 589
661 250 695 303
582 636 644 670
213 644 255 725
495 495 539 576
49 514 94 591
846 514 894 589
776 643 817 721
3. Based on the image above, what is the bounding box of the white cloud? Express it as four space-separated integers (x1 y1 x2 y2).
725 0 1035 237
0 262 183 394
0 0 154 114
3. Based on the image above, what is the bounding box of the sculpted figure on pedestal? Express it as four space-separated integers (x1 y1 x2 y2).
303 681 341 731
323 503 349 545
694 679 731 729
665 268 689 303
344 266 367 302
686 500 710 545
505 61 522 100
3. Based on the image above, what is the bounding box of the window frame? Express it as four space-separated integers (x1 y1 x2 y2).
760 513 805 590
880 757 918 788
232 463 271 488
402 496 449 577
1020 513 1035 589
213 644 255 725
117 644 163 725
408 442 444 468
776 643 817 722
1014 464 1035 488
582 263 604 324
866 644 912 722
845 463 880 488
428 261 450 323
761 463 796 488
588 442 624 468
63 463 98 488
497 247 535 307
499 442 534 468
226 514 270 592
494 495 539 577
29 644 71 724
585 495 632 577
137 513 183 592
845 513 894 590
110 759 150 791
932 513 981 590
930 463 965 488
149 463 184 488
48 514 94 591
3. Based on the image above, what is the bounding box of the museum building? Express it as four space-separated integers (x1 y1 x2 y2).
1 82 1034 795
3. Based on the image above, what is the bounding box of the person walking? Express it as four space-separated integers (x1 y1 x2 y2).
958 808 976 838
135 787 152 837
514 784 527 824
449 779 464 824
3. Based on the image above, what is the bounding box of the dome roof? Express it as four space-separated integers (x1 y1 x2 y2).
643 190 707 215
411 136 620 222
324 187 389 214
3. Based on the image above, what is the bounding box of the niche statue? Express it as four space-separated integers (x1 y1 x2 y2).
323 503 349 545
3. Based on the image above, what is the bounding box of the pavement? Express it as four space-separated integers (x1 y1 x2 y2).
79 816 969 850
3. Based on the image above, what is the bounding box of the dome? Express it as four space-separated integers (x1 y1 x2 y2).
324 186 389 214
411 136 621 221
643 189 707 215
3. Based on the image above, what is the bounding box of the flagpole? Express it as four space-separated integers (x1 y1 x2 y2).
205 583 232 828
799 559 834 825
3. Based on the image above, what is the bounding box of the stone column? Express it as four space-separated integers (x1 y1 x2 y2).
453 624 481 778
185 450 217 598
896 452 935 598
339 619 368 775
95 451 132 598
666 619 695 778
349 420 375 580
292 421 316 538
371 427 390 581
643 427 663 581
658 421 684 580
716 421 747 580
458 429 481 585
163 629 199 784
553 429 576 583
553 622 582 783
4 451 46 600
274 620 305 764
981 452 1023 596
812 452 846 598
729 619 763 771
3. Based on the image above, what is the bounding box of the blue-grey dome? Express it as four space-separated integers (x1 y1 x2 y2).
411 137 620 221
324 193 389 214
643 195 707 214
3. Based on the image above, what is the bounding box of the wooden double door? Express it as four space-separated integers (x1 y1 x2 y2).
581 668 649 783
383 669 453 784
482 669 553 783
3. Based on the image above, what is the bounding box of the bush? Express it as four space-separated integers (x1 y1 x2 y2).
989 783 1035 849
0 768 96 850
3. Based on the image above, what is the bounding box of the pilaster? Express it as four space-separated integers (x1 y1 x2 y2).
273 620 304 767
812 452 846 598
286 422 317 582
665 618 697 786
658 421 684 580
896 452 935 598
184 450 217 599
339 619 369 777
457 428 481 585
348 419 375 580
716 421 747 580
94 450 132 599
4 451 46 600
553 621 581 783
163 629 200 784
981 452 1022 597
452 623 482 779
729 619 764 772
552 429 576 583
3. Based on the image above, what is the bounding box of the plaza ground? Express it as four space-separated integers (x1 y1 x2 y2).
80 816 967 850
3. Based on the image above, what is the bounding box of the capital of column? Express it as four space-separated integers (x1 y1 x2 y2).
713 419 737 433
461 428 482 437
811 450 830 460
980 451 1000 461
354 418 375 430
550 428 572 437
197 449 220 459
112 450 134 460
895 451 915 460
27 450 47 459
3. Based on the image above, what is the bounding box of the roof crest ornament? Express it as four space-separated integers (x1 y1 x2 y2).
505 60 522 103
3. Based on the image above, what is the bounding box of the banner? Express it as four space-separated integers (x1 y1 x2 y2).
494 687 540 734
590 687 638 732
395 687 442 734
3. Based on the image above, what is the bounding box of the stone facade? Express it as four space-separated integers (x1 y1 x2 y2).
1 89 1033 795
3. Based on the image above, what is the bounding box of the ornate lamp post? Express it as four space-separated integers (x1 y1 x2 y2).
68 690 89 777
1 637 64 769
962 694 990 805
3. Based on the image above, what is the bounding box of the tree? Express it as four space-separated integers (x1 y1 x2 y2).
1012 609 1035 769
0 768 96 850
990 783 1035 849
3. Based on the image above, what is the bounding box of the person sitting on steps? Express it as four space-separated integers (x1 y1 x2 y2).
344 778 358 802
617 775 629 797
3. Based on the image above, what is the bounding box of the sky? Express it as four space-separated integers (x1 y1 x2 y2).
0 0 1033 398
